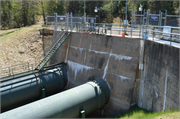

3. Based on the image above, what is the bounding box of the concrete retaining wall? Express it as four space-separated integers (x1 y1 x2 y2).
134 40 180 112
49 32 180 116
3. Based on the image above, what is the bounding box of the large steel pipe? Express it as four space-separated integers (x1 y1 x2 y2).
0 78 110 118
0 65 69 112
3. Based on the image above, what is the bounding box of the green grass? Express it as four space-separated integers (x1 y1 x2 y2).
0 28 19 34
0 26 44 39
25 26 46 29
115 105 180 118
0 27 25 39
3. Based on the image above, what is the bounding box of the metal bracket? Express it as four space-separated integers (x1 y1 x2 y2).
80 110 85 118
37 72 46 98
79 106 85 118
57 68 64 80
41 88 46 98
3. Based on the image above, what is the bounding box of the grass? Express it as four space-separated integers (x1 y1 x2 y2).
115 105 180 118
0 28 19 34
0 27 27 40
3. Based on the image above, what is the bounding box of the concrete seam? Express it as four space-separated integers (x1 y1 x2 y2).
65 32 71 63
144 79 179 95
144 80 180 107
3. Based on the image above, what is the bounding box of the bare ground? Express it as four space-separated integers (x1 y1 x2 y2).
0 17 52 68
154 112 180 119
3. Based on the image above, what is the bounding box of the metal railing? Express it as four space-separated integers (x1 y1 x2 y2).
62 22 180 40
36 32 70 70
34 31 64 67
0 61 36 78
1 22 180 79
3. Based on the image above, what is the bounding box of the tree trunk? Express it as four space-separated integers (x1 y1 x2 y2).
41 0 46 25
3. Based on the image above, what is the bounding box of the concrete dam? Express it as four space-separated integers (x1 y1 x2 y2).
0 31 179 118
49 31 179 116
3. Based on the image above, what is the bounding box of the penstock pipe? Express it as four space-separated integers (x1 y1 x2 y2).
0 65 69 112
0 78 110 118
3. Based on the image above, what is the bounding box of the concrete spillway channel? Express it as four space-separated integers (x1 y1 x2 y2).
0 64 69 112
0 78 110 118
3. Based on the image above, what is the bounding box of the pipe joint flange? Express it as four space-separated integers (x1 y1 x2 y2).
56 68 64 91
91 80 107 109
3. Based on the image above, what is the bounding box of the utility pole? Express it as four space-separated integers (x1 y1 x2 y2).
84 0 86 17
84 0 86 30
125 0 128 28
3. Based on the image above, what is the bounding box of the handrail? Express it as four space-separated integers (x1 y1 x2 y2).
0 61 36 79
36 32 66 68
143 29 180 36
35 31 64 66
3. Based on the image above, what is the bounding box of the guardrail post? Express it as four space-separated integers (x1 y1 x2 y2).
160 12 163 38
28 62 30 71
35 59 37 67
179 12 180 39
54 13 57 31
164 10 167 26
32 64 33 70
46 15 48 28
142 9 145 38
66 13 67 31
158 10 161 39
12 69 14 78
110 27 111 35
145 11 149 40
67 13 69 31
95 23 96 34
139 10 142 38
130 9 133 38
119 24 120 35
170 34 172 45
9 67 11 76
78 23 80 33
71 12 73 32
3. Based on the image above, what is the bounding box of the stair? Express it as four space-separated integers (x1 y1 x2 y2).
36 32 71 70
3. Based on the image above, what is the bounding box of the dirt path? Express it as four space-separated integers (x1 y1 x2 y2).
31 17 44 27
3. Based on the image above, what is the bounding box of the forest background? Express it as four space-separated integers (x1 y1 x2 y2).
1 0 180 29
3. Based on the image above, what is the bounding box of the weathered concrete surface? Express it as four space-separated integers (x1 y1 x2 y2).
49 32 180 116
49 32 140 116
136 40 180 112
49 31 70 65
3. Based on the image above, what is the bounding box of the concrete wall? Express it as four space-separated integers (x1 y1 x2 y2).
49 31 70 64
49 32 180 116
50 32 140 116
133 40 180 112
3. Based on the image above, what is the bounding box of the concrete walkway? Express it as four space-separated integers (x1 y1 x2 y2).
155 39 180 48
57 29 180 48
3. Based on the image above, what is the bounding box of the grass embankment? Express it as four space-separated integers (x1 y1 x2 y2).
115 105 180 119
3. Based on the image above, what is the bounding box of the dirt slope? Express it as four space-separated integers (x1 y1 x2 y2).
0 17 52 68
